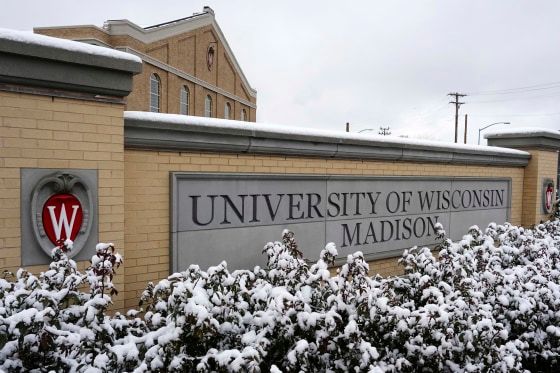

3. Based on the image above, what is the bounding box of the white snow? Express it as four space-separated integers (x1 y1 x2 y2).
0 28 142 64
485 127 560 138
124 111 530 156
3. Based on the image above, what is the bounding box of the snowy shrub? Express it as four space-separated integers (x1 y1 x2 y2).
1 220 560 372
0 239 128 372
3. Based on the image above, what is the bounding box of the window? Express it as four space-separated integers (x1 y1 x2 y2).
149 74 160 113
241 108 247 121
224 102 231 119
204 95 213 117
180 86 189 115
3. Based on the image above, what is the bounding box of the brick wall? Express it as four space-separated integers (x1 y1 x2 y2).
521 149 559 225
123 149 525 309
0 91 127 309
1 91 540 312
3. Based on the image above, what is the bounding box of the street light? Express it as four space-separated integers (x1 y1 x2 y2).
478 122 511 145
358 128 375 133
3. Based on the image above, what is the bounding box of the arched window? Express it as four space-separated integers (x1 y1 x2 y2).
224 102 231 119
241 108 247 121
149 74 161 113
180 86 189 115
204 95 213 117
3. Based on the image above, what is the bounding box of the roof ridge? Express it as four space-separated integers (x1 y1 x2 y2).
144 12 207 30
143 6 214 30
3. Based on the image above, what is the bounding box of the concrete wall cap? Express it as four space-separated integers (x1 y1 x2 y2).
124 112 531 166
486 127 560 150
0 28 142 73
485 127 560 140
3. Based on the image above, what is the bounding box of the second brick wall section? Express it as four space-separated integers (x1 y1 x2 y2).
123 149 525 309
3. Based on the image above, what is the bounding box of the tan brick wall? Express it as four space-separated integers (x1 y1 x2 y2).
0 91 126 309
123 149 525 309
521 149 559 225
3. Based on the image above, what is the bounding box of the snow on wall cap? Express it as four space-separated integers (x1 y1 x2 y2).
485 127 560 140
0 28 142 72
124 111 530 157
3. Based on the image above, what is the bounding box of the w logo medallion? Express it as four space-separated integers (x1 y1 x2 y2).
42 193 83 244
28 171 94 260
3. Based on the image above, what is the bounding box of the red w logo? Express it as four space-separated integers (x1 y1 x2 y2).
545 184 554 212
42 193 83 244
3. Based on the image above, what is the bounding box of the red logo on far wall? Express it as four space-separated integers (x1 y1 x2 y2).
545 184 554 211
542 179 555 214
42 193 83 244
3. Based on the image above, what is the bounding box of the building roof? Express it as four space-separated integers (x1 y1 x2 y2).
34 7 257 98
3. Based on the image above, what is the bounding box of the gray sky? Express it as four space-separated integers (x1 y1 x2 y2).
3 0 559 144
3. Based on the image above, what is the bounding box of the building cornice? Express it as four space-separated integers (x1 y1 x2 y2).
34 24 107 33
117 46 256 109
124 112 531 167
71 38 114 48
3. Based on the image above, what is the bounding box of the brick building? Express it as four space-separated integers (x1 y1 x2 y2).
34 6 257 121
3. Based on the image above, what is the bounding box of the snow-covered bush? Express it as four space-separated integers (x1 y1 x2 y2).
1 220 560 372
0 240 128 372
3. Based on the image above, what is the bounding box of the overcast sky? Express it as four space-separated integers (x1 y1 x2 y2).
3 0 559 144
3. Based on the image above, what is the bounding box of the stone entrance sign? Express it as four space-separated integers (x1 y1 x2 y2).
171 174 511 271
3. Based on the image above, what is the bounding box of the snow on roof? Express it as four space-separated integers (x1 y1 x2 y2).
125 111 530 156
0 28 142 64
485 127 560 139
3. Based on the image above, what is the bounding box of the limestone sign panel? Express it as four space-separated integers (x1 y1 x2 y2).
171 174 511 272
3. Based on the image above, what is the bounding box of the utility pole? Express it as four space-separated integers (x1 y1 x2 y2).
464 114 468 144
346 122 350 132
378 126 391 136
448 92 466 143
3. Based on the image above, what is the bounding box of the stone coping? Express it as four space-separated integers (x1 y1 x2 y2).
0 28 142 98
486 128 560 151
124 112 530 166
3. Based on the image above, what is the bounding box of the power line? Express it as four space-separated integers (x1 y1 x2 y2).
470 111 560 117
468 90 560 104
468 80 560 96
405 95 450 120
409 102 449 119
471 85 560 96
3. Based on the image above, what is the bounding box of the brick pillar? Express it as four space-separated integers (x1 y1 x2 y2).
0 29 141 310
486 130 560 226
